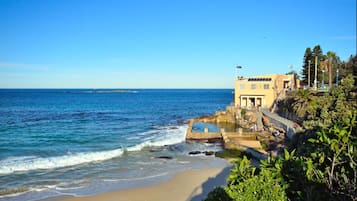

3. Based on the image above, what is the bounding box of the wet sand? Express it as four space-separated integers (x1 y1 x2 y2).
60 167 231 201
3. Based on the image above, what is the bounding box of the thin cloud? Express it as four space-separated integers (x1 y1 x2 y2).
0 62 49 71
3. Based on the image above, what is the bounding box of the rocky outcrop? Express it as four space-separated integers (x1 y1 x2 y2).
243 111 257 123
193 110 235 124
188 151 215 156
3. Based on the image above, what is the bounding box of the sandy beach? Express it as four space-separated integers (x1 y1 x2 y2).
60 167 231 201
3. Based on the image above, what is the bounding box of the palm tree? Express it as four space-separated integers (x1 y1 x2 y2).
291 89 317 119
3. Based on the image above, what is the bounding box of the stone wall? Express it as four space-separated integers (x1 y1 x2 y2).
261 108 296 139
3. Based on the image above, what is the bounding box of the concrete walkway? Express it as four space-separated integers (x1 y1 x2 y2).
260 108 296 139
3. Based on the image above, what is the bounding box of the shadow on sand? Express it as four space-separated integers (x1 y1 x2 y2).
188 166 232 201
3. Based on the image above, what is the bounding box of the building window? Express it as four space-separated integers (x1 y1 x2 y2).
264 84 269 89
251 84 256 89
240 84 245 89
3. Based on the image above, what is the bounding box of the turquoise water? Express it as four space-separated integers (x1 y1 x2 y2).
0 89 232 200
192 122 221 132
192 122 241 133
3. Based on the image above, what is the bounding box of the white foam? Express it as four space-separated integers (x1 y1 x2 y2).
126 125 187 152
0 125 187 175
0 148 124 175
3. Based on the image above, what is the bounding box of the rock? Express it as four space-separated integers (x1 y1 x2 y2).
189 151 215 156
155 156 173 160
193 115 215 122
169 144 184 152
262 116 271 126
203 151 214 156
188 151 202 155
207 139 222 143
149 148 163 152
272 130 280 137
270 151 278 157
244 111 257 123
215 111 235 123
177 119 188 124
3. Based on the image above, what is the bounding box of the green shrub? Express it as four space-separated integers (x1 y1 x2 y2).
204 187 232 201
226 170 287 201
215 149 243 159
241 108 246 116
226 156 287 201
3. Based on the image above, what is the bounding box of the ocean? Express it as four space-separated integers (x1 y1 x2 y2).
0 89 233 200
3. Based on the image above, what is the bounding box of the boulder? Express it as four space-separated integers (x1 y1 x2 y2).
189 151 202 155
262 116 272 127
203 151 215 156
244 111 257 123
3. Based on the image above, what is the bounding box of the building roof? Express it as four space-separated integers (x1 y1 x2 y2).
247 77 272 81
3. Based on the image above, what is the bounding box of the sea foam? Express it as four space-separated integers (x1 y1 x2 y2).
126 125 187 152
0 148 124 175
0 125 187 175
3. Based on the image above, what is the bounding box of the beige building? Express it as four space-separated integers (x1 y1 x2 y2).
234 74 300 109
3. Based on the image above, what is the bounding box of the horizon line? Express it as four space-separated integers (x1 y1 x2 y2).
0 87 234 90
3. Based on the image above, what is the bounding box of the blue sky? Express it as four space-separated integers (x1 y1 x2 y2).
0 0 356 88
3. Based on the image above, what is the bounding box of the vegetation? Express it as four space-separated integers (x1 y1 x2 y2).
215 149 244 159
205 53 357 201
241 108 246 117
300 45 356 87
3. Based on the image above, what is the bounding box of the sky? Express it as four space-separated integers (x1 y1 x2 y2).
0 0 356 88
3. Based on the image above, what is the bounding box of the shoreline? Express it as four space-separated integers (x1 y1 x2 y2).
58 167 232 201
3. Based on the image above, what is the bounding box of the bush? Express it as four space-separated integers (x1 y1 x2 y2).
241 108 246 116
215 149 243 159
204 187 232 201
205 156 288 201
226 169 287 201
225 156 287 201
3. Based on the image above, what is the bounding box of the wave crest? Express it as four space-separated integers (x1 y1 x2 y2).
0 148 124 175
126 125 187 151
0 125 187 175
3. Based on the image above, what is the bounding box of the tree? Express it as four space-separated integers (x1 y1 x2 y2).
301 48 313 86
312 45 325 87
325 51 341 87
301 45 327 87
336 55 357 87
291 89 317 120
352 55 357 88
308 120 357 200
303 74 357 130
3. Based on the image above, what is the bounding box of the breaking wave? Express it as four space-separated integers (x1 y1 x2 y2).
0 125 187 175
126 125 187 152
0 148 124 175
